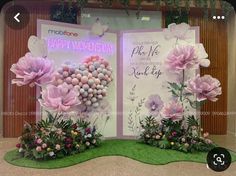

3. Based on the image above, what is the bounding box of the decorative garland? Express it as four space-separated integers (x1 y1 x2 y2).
63 0 234 19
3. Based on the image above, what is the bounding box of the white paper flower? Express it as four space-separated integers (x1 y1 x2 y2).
194 43 210 67
163 23 190 40
28 35 48 58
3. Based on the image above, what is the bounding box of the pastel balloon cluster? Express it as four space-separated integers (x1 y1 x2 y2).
53 56 113 108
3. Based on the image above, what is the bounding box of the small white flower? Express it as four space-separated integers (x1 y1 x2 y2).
87 134 92 138
49 151 54 157
18 148 24 153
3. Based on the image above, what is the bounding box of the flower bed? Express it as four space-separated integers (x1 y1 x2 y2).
16 112 102 160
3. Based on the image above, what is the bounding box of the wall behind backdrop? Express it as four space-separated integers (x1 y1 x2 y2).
2 2 229 137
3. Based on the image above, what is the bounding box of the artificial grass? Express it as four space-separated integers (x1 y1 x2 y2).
4 139 236 169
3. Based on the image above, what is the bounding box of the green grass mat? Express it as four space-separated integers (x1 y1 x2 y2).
4 139 236 169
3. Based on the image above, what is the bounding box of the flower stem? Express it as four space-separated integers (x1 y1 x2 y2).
180 70 185 102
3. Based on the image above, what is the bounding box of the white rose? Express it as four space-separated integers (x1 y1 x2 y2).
18 148 24 153
49 151 54 157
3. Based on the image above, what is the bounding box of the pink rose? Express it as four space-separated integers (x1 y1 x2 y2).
42 143 47 149
205 139 213 144
85 142 90 146
161 100 184 121
10 52 54 87
186 74 222 102
55 144 61 150
165 45 199 73
39 83 80 112
36 138 43 144
203 132 209 138
16 143 21 148
36 146 42 152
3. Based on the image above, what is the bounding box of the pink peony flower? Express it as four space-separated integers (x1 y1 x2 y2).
171 131 177 136
203 132 209 138
165 45 199 73
205 139 213 144
161 100 184 121
39 83 80 112
163 23 190 40
36 138 43 144
36 146 42 152
145 94 164 117
55 144 61 150
42 143 47 149
85 142 90 146
10 52 54 87
186 74 222 102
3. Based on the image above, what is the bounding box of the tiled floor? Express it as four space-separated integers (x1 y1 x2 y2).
209 134 236 152
0 136 236 176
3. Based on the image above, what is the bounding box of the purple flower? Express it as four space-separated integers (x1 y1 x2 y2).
10 53 54 87
171 131 177 136
145 95 164 117
161 100 184 121
165 45 199 73
186 74 222 102
163 23 190 40
39 83 80 112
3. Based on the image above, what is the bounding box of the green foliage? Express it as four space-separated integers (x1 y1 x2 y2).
60 0 234 19
187 115 199 128
16 112 102 160
77 118 90 129
139 115 216 153
159 138 171 149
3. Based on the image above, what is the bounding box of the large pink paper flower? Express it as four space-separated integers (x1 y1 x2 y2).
186 74 222 102
161 100 184 121
163 23 190 40
39 83 80 112
145 94 164 117
10 53 54 87
165 45 199 73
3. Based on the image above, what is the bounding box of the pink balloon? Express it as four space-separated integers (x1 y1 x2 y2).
95 78 100 85
63 65 70 72
71 74 76 78
57 79 64 85
63 71 69 77
81 76 88 84
76 74 82 79
88 73 93 78
72 78 79 85
65 77 72 84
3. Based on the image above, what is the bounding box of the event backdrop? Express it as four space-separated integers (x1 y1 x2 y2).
37 20 199 138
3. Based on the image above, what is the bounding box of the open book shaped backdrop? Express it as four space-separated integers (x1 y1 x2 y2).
37 20 199 138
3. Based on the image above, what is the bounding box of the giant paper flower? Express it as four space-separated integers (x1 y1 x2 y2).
194 43 210 67
145 94 164 117
186 74 222 102
10 53 54 87
163 23 190 40
161 100 184 121
39 83 80 112
165 45 199 73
